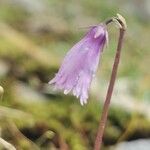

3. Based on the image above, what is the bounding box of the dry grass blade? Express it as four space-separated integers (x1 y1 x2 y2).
0 137 16 150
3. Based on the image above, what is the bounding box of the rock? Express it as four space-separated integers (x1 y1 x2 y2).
13 81 48 103
112 139 150 150
0 61 10 77
91 77 150 119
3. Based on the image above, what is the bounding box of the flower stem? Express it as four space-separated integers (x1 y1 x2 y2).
94 27 126 150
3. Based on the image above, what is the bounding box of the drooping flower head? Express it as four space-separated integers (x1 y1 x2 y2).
49 24 108 105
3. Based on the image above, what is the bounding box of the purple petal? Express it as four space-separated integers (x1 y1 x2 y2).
49 24 108 105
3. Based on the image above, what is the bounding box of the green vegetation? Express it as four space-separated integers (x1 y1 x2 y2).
0 0 149 149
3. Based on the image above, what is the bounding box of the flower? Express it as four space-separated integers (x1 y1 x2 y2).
49 24 108 105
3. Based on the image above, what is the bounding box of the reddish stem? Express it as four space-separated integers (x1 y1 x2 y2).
94 28 125 150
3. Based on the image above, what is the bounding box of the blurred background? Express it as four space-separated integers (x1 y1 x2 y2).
0 0 150 150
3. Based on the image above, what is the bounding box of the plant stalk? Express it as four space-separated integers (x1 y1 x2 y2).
94 28 126 150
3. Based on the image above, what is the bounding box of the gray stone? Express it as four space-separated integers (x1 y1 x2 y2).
113 139 150 150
